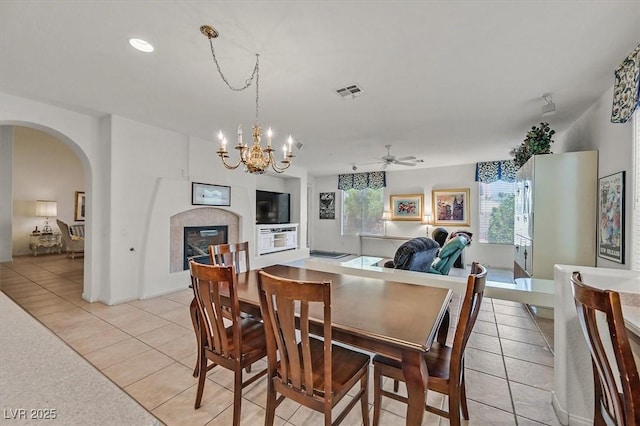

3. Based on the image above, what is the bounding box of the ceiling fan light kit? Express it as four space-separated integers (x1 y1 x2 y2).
200 24 297 174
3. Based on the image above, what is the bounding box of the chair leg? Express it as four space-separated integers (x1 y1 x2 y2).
361 370 370 426
373 364 382 426
460 372 469 420
448 384 461 426
265 378 277 426
232 368 243 426
194 351 207 409
189 299 200 377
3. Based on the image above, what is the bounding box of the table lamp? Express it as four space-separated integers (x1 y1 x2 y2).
422 213 433 237
36 200 57 234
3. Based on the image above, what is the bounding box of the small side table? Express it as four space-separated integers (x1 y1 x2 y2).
29 233 62 256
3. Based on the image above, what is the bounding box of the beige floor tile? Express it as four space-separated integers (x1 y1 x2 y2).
156 333 198 361
504 357 553 391
465 399 517 425
509 382 557 425
68 326 131 355
138 323 192 347
57 317 116 342
465 370 513 413
467 332 502 355
85 337 151 370
152 382 233 426
37 307 97 332
106 309 171 336
494 312 538 330
125 363 197 410
500 340 554 368
83 302 141 320
129 297 186 315
477 309 496 323
163 289 195 305
206 398 286 426
472 319 499 336
160 306 194 329
103 348 174 387
517 414 563 425
465 347 507 378
492 304 531 318
498 324 548 347
28 300 80 316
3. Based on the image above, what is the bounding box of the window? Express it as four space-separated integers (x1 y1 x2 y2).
341 187 384 236
478 180 515 244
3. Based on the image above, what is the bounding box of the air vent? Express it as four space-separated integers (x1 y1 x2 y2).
335 83 364 98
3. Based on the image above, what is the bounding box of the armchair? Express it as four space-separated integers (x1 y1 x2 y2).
429 234 471 275
383 237 441 273
56 219 84 259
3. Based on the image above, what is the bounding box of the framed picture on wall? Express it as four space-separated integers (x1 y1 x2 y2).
598 171 624 263
74 191 85 221
191 182 231 206
432 188 470 226
319 192 335 219
390 194 424 221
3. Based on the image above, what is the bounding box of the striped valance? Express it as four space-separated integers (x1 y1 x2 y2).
611 43 640 124
337 171 386 190
475 160 518 183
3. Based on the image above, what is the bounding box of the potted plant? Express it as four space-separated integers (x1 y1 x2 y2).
512 122 556 168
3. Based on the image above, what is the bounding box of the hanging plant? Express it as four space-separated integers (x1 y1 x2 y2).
512 122 556 168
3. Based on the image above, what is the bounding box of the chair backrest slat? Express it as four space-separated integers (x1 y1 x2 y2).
189 261 241 359
210 242 250 273
258 270 331 397
571 272 640 426
450 262 487 379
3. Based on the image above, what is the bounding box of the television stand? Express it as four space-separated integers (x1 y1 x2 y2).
256 223 298 255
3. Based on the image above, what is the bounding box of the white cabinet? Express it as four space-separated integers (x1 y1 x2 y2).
513 151 598 280
257 224 298 255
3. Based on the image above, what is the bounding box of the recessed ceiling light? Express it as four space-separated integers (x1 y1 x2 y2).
128 38 154 53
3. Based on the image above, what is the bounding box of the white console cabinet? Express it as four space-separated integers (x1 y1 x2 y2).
257 224 298 255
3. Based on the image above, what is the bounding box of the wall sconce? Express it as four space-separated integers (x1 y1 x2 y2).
36 200 57 234
381 211 390 235
422 213 433 237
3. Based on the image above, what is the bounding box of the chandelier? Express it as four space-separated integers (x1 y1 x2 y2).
200 25 295 174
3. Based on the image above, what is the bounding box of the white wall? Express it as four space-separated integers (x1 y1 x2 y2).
310 164 515 269
0 126 13 261
11 127 84 256
560 86 634 269
1 93 309 304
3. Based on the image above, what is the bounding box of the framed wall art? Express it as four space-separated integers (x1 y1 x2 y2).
598 171 624 263
192 182 231 206
390 194 424 221
319 192 335 219
432 188 470 226
74 191 85 221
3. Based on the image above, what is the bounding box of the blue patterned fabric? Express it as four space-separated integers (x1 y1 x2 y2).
475 160 517 183
611 43 640 124
337 171 386 190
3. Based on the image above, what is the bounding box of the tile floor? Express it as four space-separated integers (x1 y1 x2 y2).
1 254 560 425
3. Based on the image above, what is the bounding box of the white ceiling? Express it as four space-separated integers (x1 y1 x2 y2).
1 1 639 176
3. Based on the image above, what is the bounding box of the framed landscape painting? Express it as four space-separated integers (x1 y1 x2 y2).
390 194 424 221
598 171 624 263
433 188 470 226
192 182 231 206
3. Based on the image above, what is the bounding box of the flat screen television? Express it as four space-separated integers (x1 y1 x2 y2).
256 190 290 224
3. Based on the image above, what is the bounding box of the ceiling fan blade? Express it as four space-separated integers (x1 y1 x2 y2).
356 160 383 166
382 162 389 169
395 155 416 161
394 161 417 167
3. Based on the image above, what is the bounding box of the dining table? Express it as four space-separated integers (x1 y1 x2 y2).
222 264 453 426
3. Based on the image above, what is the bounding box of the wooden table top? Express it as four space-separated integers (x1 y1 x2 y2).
233 264 453 354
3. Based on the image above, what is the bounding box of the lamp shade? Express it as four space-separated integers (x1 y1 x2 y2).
36 200 57 217
422 214 433 224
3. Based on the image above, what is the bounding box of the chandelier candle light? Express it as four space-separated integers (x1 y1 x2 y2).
201 24 295 174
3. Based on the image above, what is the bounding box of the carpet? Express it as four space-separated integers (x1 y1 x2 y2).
309 250 351 259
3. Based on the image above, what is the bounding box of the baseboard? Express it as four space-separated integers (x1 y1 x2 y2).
552 392 591 426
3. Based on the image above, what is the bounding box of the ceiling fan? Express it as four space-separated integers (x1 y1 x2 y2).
353 145 424 171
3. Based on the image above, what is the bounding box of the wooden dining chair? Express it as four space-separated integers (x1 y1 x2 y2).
571 272 640 426
189 260 268 426
372 261 487 426
257 270 371 426
190 241 252 377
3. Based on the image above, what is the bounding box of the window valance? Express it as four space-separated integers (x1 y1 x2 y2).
611 43 640 124
338 171 386 190
475 160 517 183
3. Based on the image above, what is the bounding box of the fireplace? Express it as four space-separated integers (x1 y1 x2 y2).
183 225 228 270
